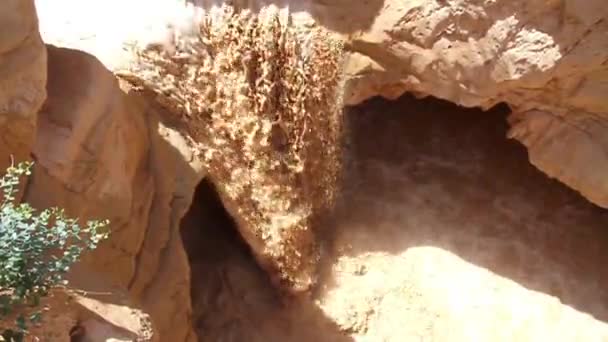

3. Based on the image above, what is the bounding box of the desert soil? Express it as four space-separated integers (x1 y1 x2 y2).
181 94 608 342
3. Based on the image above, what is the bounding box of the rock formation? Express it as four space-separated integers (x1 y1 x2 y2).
35 0 608 208
27 44 201 341
3 1 202 339
337 0 608 208
0 0 46 174
2 0 607 341
125 4 345 292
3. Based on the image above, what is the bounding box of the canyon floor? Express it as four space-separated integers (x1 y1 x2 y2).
181 95 608 342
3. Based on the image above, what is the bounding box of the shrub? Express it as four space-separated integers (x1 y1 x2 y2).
0 162 109 341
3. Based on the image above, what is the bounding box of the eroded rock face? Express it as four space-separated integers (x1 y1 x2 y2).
12 1 608 341
125 5 345 292
338 0 608 208
36 0 608 208
1 3 203 337
0 0 46 173
24 45 202 341
25 4 341 341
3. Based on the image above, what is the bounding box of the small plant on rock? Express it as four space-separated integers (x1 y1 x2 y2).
0 162 109 341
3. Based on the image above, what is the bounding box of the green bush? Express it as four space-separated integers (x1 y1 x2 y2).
0 162 109 341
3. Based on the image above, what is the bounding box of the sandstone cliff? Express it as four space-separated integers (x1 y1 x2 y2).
3 1 203 339
27 44 202 341
2 0 607 341
0 0 46 173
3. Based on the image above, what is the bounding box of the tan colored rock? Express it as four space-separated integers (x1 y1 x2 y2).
0 0 46 171
0 281 156 342
28 45 152 287
508 110 608 210
22 1 608 341
338 0 608 208
22 44 201 341
37 1 342 293
0 3 160 340
72 271 157 342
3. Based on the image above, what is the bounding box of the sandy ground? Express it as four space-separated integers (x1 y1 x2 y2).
181 95 608 342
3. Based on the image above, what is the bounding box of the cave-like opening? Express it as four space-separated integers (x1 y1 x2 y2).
179 178 276 341
334 93 608 327
179 177 352 342
180 93 608 341
180 178 250 267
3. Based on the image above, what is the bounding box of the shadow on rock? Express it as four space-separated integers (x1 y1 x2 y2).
181 178 353 342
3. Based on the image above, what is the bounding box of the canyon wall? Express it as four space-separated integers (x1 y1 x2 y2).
2 0 607 340
26 44 202 341
0 0 46 173
2 1 203 340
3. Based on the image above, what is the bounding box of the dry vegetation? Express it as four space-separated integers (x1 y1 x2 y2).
122 4 345 292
